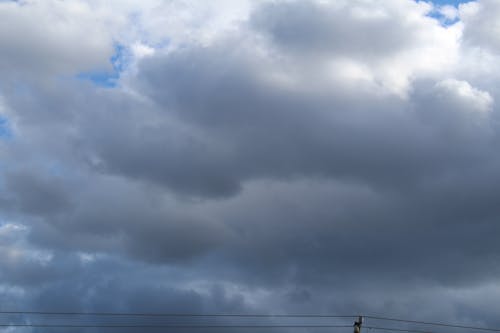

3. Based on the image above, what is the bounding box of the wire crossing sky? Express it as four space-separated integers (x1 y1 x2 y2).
1 313 500 332
1 0 500 333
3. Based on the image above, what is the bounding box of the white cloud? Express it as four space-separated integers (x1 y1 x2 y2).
435 79 493 113
439 4 459 21
460 0 500 53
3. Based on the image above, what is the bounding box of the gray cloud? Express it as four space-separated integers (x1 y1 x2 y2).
250 0 417 59
1 170 72 216
0 0 113 80
1 1 500 332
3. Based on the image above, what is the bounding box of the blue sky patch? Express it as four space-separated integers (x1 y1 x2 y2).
76 44 131 88
0 116 13 140
427 11 460 27
422 0 474 26
423 0 473 5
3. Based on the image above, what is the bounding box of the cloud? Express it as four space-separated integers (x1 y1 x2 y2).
460 0 500 53
251 0 420 58
0 0 115 81
2 0 500 332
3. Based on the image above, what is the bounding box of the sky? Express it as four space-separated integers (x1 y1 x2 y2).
431 0 469 5
1 0 500 332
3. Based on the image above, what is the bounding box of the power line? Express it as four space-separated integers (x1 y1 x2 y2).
0 324 353 329
365 316 500 332
1 312 499 333
365 326 434 333
0 311 357 318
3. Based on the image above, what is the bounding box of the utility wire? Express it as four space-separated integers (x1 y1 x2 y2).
1 312 499 333
365 326 435 333
0 311 356 318
365 316 500 332
0 324 353 329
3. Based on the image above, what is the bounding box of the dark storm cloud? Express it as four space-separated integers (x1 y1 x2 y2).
111 42 493 200
72 0 500 296
2 0 499 284
1 170 72 216
1 1 500 332
0 248 254 333
113 47 416 196
20 174 231 263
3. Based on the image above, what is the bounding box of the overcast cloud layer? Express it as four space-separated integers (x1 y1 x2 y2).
1 0 500 332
